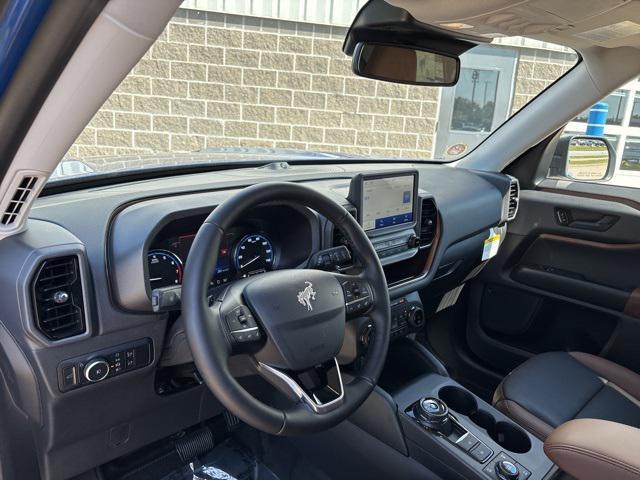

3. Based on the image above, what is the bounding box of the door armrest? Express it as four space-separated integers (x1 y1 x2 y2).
544 418 640 480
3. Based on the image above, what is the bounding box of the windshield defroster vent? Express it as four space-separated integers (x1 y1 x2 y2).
419 197 437 247
32 256 86 340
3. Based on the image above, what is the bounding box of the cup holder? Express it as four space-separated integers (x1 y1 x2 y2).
438 385 477 416
438 385 532 454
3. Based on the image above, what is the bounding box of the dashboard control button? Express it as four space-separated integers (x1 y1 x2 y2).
62 365 77 387
495 460 519 480
455 432 479 452
84 358 110 382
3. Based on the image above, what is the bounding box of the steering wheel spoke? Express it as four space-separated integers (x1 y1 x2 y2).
333 272 375 317
257 358 345 414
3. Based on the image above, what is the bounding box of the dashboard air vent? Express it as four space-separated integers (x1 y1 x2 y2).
507 177 519 221
1 175 39 226
419 198 437 247
32 256 86 340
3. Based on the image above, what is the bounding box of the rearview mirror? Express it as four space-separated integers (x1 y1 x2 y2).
352 42 459 86
551 135 615 182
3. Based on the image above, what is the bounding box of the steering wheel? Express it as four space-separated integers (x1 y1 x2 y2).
182 182 390 435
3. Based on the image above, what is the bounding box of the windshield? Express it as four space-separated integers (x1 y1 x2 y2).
53 1 577 182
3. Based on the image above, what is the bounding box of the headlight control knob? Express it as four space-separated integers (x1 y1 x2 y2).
84 358 110 382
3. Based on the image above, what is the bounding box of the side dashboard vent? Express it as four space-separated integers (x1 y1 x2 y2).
332 207 358 247
32 256 86 340
507 177 520 221
419 197 437 247
1 174 42 228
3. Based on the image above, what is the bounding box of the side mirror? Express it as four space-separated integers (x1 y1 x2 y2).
352 42 460 86
551 135 615 182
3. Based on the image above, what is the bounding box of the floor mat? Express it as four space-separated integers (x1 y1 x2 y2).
160 437 280 480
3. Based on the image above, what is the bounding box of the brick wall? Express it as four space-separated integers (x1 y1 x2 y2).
65 9 576 170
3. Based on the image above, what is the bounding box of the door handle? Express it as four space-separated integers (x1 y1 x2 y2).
554 208 618 231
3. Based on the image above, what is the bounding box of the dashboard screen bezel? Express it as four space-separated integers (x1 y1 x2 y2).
348 169 419 237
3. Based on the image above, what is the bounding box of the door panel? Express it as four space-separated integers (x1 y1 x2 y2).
466 188 640 376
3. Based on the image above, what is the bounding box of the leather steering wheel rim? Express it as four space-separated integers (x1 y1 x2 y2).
182 182 390 435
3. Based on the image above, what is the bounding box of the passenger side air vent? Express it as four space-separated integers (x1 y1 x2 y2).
1 174 40 227
419 197 437 247
507 177 519 221
32 256 86 340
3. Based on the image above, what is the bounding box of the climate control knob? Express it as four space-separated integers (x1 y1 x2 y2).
84 358 110 382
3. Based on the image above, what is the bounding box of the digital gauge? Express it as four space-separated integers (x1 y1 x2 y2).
147 250 183 289
234 234 274 278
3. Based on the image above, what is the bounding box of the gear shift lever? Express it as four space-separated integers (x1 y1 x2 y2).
413 397 453 435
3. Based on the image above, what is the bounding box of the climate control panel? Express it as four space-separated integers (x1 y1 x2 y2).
57 338 153 392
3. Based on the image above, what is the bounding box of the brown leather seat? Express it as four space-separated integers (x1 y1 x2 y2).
493 351 640 440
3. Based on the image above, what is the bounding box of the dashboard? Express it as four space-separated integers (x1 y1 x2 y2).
0 162 517 480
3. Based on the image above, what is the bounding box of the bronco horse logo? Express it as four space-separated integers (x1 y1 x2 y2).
297 281 316 311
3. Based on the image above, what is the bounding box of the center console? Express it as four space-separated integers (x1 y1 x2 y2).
393 375 555 480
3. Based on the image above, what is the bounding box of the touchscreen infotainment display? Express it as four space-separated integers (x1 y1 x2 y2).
361 175 415 231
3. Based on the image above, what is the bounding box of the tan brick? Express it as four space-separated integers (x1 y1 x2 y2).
312 38 342 57
77 146 116 158
534 62 566 81
259 123 291 140
169 23 205 44
97 129 132 147
308 143 340 153
189 82 224 100
517 61 535 79
312 75 343 93
418 135 433 151
103 94 132 111
376 82 408 98
279 35 312 54
172 134 205 151
116 76 151 95
259 88 292 107
171 62 207 81
224 121 258 138
274 141 306 150
242 105 275 122
310 110 341 126
260 52 294 71
295 56 328 74
329 58 351 76
408 85 439 101
171 99 205 117
387 133 417 149
188 45 224 64
391 99 421 116
207 27 242 47
325 128 355 145
134 96 170 114
207 101 241 119
243 69 277 87
421 101 438 117
206 137 240 148
293 91 326 109
327 94 358 113
277 72 311 90
357 131 386 148
275 107 309 125
114 112 151 130
373 115 404 132
208 65 242 84
225 49 260 67
341 113 373 130
405 117 434 133
151 42 188 61
243 31 278 51
345 78 376 96
153 115 188 133
132 59 170 78
152 78 188 97
225 85 258 103
76 128 96 145
88 111 114 128
189 118 223 135
359 97 390 114
292 126 323 143
340 146 371 156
